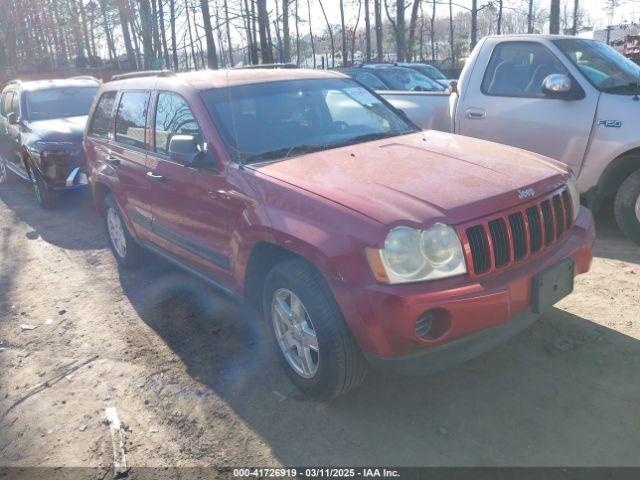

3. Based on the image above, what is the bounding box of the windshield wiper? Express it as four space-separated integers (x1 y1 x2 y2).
331 131 406 148
240 143 332 164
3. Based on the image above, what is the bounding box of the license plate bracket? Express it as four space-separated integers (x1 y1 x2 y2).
531 258 575 313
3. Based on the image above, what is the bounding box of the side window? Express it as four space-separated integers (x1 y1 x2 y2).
354 71 388 90
115 91 150 149
482 42 567 97
88 92 116 139
154 92 202 155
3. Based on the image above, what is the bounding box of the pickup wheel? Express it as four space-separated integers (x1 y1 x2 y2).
614 169 640 245
263 259 367 399
104 193 145 268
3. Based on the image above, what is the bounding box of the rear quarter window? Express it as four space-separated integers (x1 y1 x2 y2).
88 91 117 139
114 91 150 149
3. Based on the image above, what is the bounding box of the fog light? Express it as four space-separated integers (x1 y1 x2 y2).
415 309 451 341
415 311 434 339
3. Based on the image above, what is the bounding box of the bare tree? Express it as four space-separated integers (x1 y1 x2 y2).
283 0 291 62
318 0 335 67
550 0 560 34
257 0 274 63
364 0 372 60
374 0 383 60
199 0 219 68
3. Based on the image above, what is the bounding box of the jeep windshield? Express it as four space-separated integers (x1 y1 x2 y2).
554 38 640 94
200 78 417 164
26 86 99 121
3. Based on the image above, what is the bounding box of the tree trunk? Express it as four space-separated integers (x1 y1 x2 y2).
283 0 291 62
295 0 301 64
318 0 335 67
339 0 348 65
117 0 137 68
374 0 383 60
138 0 155 68
407 0 421 62
224 0 234 66
448 0 454 67
528 0 534 33
199 0 219 69
497 0 503 35
364 0 372 61
550 0 560 34
307 0 316 67
99 0 117 63
169 0 179 70
470 0 477 50
430 0 436 61
396 0 406 62
78 0 94 58
157 0 170 68
257 0 274 63
572 0 579 35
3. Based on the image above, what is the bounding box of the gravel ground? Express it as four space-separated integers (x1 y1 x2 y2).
0 177 639 473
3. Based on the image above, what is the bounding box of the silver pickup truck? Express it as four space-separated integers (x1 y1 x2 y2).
382 34 640 244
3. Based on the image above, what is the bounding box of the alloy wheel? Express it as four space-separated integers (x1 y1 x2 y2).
107 206 127 259
271 288 320 378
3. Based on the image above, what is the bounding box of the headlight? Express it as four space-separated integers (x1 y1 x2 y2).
366 224 467 284
567 174 580 222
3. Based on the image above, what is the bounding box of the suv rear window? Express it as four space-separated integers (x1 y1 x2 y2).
115 91 150 149
88 92 117 139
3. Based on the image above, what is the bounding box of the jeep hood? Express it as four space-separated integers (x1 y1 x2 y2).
251 130 569 226
27 115 87 144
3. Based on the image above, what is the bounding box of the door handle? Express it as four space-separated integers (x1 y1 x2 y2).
105 157 120 167
465 108 486 119
146 171 166 183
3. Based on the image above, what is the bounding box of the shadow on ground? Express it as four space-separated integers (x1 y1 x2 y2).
118 249 640 466
0 178 103 251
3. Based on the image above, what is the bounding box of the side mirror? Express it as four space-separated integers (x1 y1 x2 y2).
7 112 18 125
169 135 216 170
542 74 584 100
447 80 458 95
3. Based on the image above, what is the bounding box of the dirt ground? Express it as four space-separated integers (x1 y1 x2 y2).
0 176 639 472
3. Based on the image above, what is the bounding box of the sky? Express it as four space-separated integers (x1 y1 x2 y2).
312 0 640 31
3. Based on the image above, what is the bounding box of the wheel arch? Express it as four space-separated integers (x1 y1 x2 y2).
590 148 640 211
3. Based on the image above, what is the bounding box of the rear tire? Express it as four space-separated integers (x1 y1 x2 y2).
263 259 367 399
104 193 145 269
614 169 640 245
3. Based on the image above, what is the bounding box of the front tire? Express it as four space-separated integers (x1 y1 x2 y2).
263 259 367 399
104 193 145 269
614 169 640 245
31 166 56 209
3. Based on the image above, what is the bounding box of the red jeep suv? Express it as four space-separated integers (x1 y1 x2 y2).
84 69 595 399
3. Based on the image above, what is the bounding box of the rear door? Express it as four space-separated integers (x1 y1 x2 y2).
456 39 598 172
146 91 232 284
109 90 154 238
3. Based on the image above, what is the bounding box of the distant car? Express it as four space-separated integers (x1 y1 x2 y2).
339 65 445 92
0 77 99 208
395 62 455 87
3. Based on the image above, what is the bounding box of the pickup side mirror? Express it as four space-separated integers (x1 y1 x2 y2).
168 135 215 170
7 112 18 125
542 74 585 100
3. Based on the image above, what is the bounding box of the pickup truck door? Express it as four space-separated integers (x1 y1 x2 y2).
456 39 598 172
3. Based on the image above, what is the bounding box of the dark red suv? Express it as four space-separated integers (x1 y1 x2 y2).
84 69 595 399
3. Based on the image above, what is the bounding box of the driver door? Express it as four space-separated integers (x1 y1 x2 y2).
147 91 232 284
456 39 598 172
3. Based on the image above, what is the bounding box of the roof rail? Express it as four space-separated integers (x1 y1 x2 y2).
110 70 176 81
70 75 100 82
234 63 298 70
